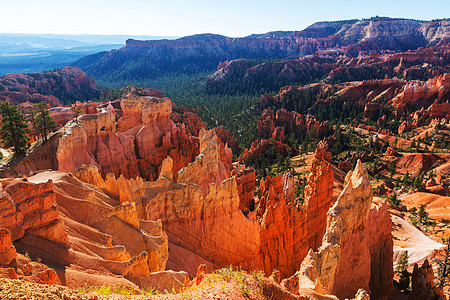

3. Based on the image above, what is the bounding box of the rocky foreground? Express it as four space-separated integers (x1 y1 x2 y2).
0 88 446 299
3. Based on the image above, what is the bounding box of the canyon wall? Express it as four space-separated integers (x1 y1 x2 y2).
0 172 175 290
295 160 393 300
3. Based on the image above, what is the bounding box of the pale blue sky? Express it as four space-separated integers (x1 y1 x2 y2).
1 0 448 37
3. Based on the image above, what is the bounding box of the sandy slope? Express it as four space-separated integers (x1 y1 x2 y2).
401 192 450 221
391 214 444 267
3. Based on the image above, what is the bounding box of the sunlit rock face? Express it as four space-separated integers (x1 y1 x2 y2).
295 160 393 300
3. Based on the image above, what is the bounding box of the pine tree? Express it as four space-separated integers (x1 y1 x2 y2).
73 109 83 123
0 102 30 154
396 251 410 291
418 204 429 225
375 135 380 152
436 239 450 288
32 102 58 142
403 171 410 186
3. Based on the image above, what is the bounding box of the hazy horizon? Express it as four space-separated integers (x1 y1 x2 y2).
1 0 449 38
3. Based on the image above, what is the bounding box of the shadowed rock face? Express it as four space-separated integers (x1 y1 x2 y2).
408 259 446 300
294 160 393 300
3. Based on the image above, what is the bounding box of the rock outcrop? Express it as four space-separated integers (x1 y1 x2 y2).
213 126 239 151
0 167 171 290
14 171 170 290
257 143 334 276
232 164 256 211
238 139 295 163
57 112 139 179
1 92 200 183
118 93 200 181
0 229 17 265
408 260 445 300
0 66 99 106
294 160 393 300
0 179 69 247
257 109 329 141
72 129 262 277
392 74 450 109
71 128 336 279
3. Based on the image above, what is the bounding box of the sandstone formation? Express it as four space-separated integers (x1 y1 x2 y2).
117 92 200 181
0 81 403 297
213 126 239 150
238 139 296 163
257 143 334 276
0 168 174 290
171 104 207 137
262 71 450 135
57 112 139 179
392 74 450 109
408 260 445 300
72 129 262 277
178 128 232 197
1 90 200 183
70 126 336 280
232 164 256 211
294 160 393 300
0 178 69 247
0 66 99 106
23 172 170 289
0 228 17 265
257 108 329 141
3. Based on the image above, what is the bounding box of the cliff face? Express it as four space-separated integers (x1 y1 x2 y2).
257 108 329 141
257 144 334 276
72 129 261 276
392 73 450 109
70 129 336 279
295 160 393 300
262 73 450 132
0 87 396 294
207 45 450 95
0 66 100 106
0 171 172 290
57 112 139 179
75 18 450 84
1 90 200 182
0 178 69 252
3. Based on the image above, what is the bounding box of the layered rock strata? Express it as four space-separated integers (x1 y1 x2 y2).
1 92 200 183
73 135 335 279
0 173 171 290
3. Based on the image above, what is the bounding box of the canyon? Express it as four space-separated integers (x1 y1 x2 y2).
0 90 396 299
75 18 450 84
0 16 449 300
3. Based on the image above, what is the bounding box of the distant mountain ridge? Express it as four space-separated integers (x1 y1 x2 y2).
0 33 178 75
73 17 450 84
